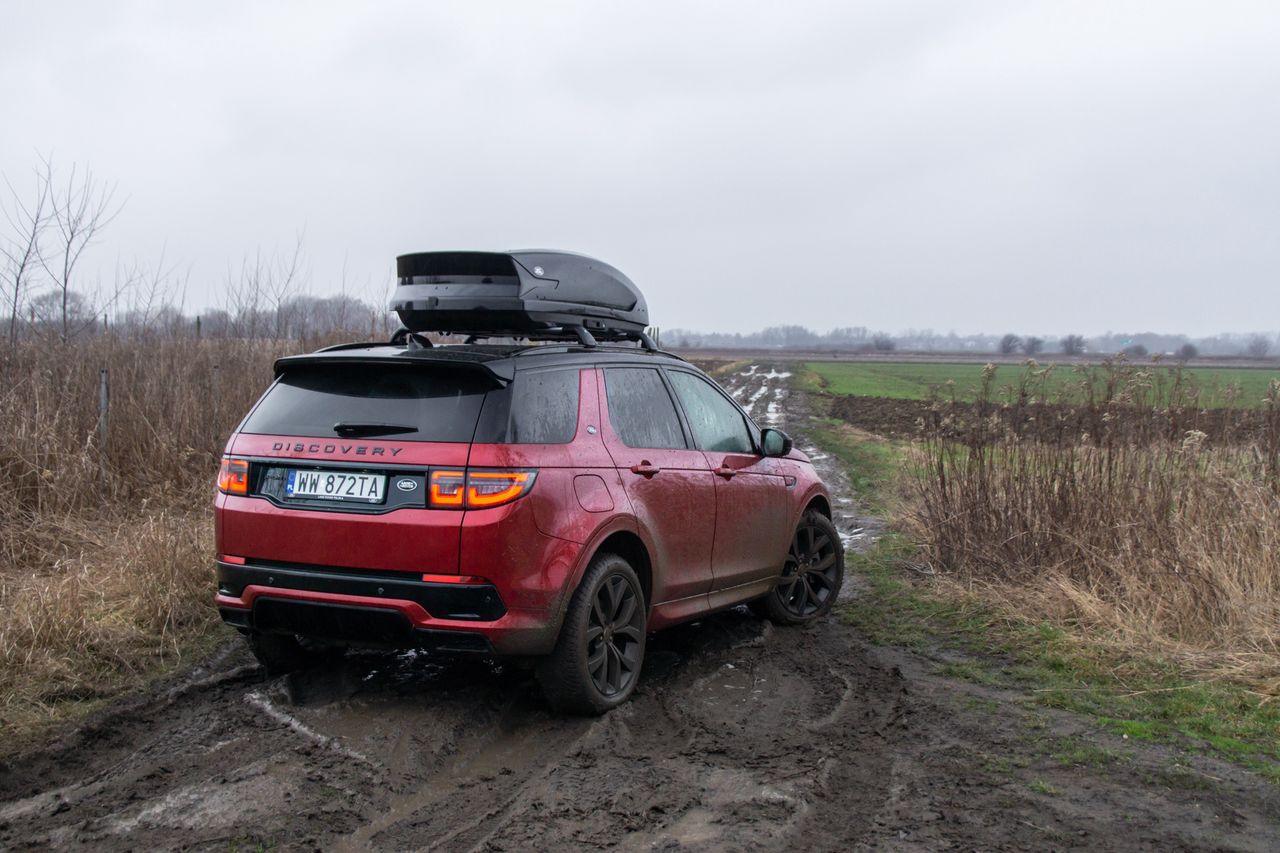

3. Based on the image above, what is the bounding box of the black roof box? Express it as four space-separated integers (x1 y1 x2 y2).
390 250 649 344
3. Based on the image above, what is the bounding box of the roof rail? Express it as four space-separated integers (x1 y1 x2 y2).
506 340 688 363
461 324 659 351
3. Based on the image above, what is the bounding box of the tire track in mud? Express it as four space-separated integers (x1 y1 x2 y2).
361 616 908 852
0 613 908 851
2 362 1278 851
721 363 881 560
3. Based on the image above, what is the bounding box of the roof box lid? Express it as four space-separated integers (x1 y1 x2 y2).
390 250 649 341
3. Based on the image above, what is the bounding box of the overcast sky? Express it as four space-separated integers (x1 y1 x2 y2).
2 1 1277 337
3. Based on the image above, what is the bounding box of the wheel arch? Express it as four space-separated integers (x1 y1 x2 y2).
591 530 653 610
554 518 657 630
803 493 832 520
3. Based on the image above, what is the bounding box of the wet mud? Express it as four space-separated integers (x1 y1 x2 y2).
1 363 1276 851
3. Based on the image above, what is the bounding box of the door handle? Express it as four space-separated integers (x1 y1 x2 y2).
714 466 737 479
630 462 661 478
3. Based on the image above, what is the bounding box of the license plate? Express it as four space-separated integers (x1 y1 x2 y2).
285 469 386 503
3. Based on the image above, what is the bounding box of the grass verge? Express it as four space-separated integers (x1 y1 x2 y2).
806 419 899 515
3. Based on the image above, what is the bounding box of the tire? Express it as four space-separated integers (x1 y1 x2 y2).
750 510 844 625
538 553 647 715
246 631 342 675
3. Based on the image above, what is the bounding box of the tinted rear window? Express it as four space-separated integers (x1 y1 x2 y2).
508 369 580 444
242 363 493 442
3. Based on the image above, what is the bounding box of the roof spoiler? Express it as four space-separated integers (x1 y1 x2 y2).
272 352 516 384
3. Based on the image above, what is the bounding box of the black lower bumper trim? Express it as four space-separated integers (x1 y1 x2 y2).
413 628 494 654
216 560 506 621
254 598 411 644
219 607 252 629
228 597 495 653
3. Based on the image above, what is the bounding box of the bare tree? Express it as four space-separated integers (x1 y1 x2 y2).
28 287 94 329
118 248 190 338
39 157 125 342
1246 335 1272 359
1061 334 1086 356
224 253 266 340
1023 336 1044 355
1175 343 1198 361
224 239 306 340
999 333 1021 355
268 237 305 340
1 163 52 349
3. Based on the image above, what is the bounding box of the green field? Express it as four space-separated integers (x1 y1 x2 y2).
804 361 1280 408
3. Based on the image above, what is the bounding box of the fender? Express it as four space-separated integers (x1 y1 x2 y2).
546 511 658 632
793 483 832 528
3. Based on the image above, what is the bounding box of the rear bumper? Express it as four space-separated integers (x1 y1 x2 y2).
217 560 506 621
218 599 495 653
215 559 560 655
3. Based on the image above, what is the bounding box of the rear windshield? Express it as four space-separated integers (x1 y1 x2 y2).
242 363 494 442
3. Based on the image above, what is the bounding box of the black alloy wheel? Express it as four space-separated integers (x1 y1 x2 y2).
539 553 648 714
586 573 645 697
751 510 844 625
778 518 840 616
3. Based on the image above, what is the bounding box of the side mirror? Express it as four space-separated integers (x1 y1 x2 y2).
760 428 793 458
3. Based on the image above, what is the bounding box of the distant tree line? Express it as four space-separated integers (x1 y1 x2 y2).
666 326 1278 359
664 325 898 352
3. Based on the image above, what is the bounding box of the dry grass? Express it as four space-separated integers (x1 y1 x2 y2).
907 360 1280 691
0 511 215 732
0 337 304 739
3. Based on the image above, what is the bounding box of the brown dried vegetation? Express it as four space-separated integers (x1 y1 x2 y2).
905 360 1280 691
0 338 294 736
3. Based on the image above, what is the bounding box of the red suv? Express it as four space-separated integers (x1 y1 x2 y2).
214 251 843 713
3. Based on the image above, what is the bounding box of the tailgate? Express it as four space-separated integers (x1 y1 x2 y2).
218 434 470 573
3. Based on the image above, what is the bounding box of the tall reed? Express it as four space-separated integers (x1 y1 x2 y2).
909 361 1280 688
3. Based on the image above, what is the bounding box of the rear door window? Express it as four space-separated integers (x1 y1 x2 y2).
242 363 493 442
508 368 580 444
666 370 755 453
603 367 687 449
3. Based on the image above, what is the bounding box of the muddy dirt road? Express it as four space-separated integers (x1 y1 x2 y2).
2 364 1277 851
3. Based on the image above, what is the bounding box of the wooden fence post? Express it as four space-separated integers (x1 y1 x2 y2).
211 363 220 449
98 367 110 485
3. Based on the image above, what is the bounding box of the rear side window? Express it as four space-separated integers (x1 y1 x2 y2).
666 370 754 453
508 369 580 444
242 363 492 442
603 367 686 449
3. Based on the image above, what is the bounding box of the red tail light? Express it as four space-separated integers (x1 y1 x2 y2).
429 469 536 509
429 470 467 507
466 470 534 507
217 457 250 495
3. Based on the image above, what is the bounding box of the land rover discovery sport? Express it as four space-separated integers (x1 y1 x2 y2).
214 251 843 713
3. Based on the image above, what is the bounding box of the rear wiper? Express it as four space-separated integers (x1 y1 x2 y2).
332 422 417 437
